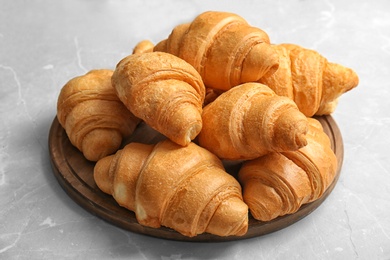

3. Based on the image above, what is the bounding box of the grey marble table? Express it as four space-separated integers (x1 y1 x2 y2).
1 0 389 259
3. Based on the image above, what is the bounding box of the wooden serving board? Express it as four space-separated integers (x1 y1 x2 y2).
48 115 343 242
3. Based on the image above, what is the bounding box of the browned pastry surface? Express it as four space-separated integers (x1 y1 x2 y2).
260 43 359 116
57 69 140 161
94 139 249 237
198 82 308 160
238 118 337 221
112 52 206 146
154 11 279 91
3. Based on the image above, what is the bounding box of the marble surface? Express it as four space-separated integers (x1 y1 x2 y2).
1 0 389 259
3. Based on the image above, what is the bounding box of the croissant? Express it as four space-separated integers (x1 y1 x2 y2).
238 118 337 221
197 82 309 160
259 43 359 117
57 69 140 161
154 11 279 91
94 139 249 237
132 40 154 54
111 51 206 146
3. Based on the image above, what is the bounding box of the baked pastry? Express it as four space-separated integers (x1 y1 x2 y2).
111 51 206 146
132 40 154 54
57 69 140 161
260 43 359 116
198 82 308 160
154 11 279 91
94 139 249 237
238 118 337 221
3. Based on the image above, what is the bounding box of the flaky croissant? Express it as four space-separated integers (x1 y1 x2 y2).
111 51 206 146
154 11 279 91
57 69 140 161
238 118 337 221
260 43 359 117
94 139 249 237
198 82 308 160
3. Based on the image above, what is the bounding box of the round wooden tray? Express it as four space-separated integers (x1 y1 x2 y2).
48 115 343 242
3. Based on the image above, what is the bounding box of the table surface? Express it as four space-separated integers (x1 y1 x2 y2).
1 0 389 259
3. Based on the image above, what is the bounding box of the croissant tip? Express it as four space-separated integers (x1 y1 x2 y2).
295 120 309 148
295 128 308 148
272 107 309 152
348 69 360 91
186 123 202 144
235 219 249 236
94 155 114 194
295 121 309 147
170 118 202 146
82 129 122 162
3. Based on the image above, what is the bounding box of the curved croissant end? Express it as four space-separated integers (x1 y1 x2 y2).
238 118 337 221
57 69 140 161
260 44 359 116
94 139 249 237
112 52 206 146
198 82 308 160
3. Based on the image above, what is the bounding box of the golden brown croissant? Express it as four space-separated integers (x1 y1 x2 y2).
238 118 337 221
132 40 154 54
94 139 249 237
260 43 359 117
154 11 279 91
57 69 140 161
111 51 206 146
198 82 309 160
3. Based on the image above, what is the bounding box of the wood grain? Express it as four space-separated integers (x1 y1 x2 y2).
48 115 343 242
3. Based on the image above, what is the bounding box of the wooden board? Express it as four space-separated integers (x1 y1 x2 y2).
48 115 343 242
